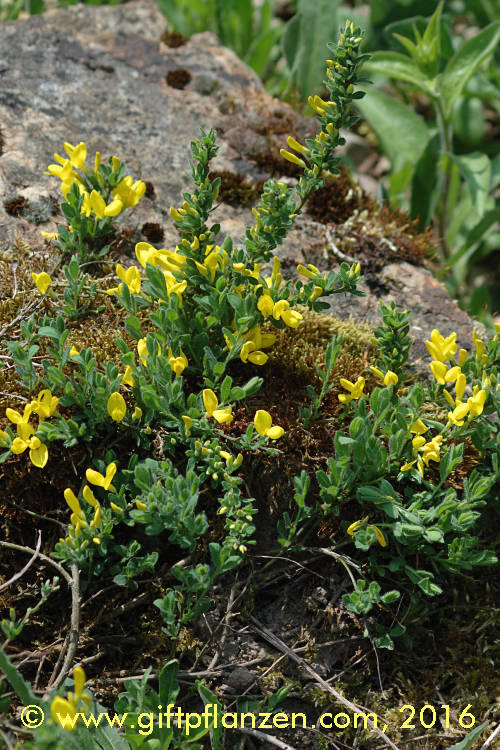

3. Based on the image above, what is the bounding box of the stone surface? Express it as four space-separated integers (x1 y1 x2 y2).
0 0 483 364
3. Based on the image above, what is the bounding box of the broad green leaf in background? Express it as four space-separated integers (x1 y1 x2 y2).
247 28 280 76
364 51 435 94
443 207 500 270
439 21 500 119
282 0 339 100
450 152 492 217
410 131 440 227
355 89 430 174
453 96 486 146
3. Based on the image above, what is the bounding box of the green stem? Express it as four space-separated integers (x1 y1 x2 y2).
435 98 453 260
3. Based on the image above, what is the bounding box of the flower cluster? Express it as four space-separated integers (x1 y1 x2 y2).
46 141 145 217
61 463 116 548
0 390 58 468
399 328 490 477
338 376 365 403
401 423 443 477
425 329 488 428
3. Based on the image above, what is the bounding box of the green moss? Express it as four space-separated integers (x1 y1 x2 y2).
269 307 376 387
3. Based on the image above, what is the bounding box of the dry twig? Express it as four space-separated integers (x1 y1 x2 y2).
249 616 401 750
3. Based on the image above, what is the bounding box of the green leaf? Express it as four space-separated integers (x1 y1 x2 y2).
453 96 485 147
196 682 224 750
356 90 430 173
247 28 280 77
363 52 435 94
282 0 339 100
0 647 38 707
410 131 440 228
446 722 489 750
450 152 491 218
158 659 180 706
439 21 500 120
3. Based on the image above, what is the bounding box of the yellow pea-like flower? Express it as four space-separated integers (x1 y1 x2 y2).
32 272 53 295
254 410 284 439
86 462 117 491
107 392 127 422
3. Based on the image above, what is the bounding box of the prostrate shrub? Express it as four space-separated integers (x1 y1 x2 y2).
0 20 499 750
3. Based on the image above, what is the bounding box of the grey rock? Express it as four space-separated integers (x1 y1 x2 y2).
0 0 483 362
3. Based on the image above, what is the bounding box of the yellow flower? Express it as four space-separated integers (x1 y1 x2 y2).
384 370 399 385
82 486 102 529
6 403 49 467
425 329 457 363
254 410 284 439
455 373 466 402
167 347 188 376
286 136 310 155
237 326 276 366
114 264 141 294
429 361 448 385
458 349 468 367
28 437 49 468
50 666 91 730
107 392 127 422
410 419 428 435
370 367 398 386
64 488 86 522
137 337 161 365
86 462 117 491
136 500 147 511
447 401 470 427
113 175 146 208
121 365 135 387
421 435 443 465
401 434 443 477
370 524 387 547
467 387 486 417
169 206 183 222
202 389 233 425
132 406 143 420
338 376 365 403
64 141 87 170
6 403 33 426
257 292 274 318
69 346 80 358
30 389 58 420
444 366 461 383
310 285 323 301
135 241 159 268
347 520 363 536
279 149 306 168
182 415 192 436
240 341 268 366
89 190 123 220
272 299 303 328
32 272 53 295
